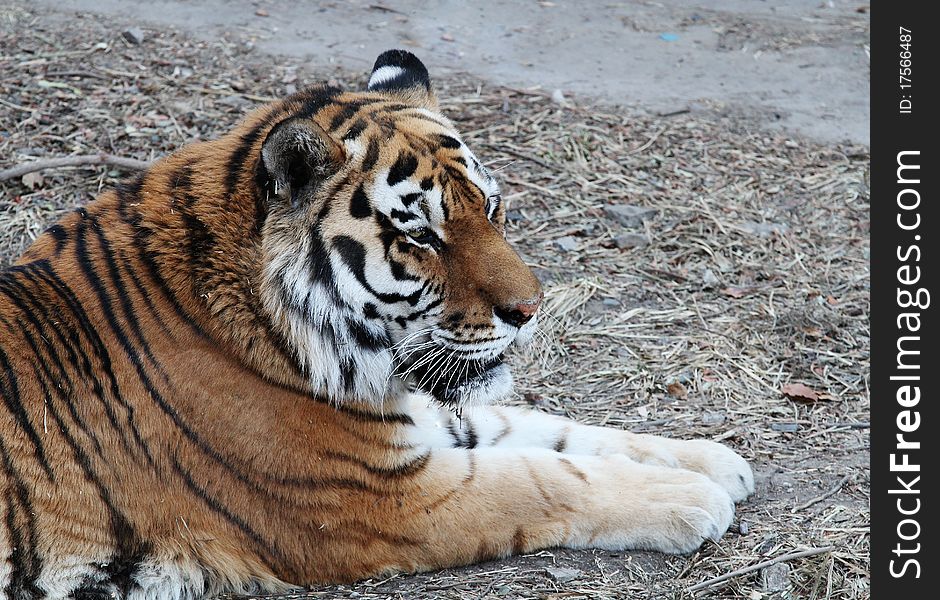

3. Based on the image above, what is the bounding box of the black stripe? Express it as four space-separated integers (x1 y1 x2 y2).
45 224 68 252
388 257 420 282
390 209 417 223
400 192 421 206
438 134 462 149
307 225 341 305
362 138 380 171
339 405 415 425
349 184 372 219
0 307 60 481
75 221 163 463
0 435 44 598
118 199 207 338
465 419 479 449
346 318 390 352
322 450 430 478
87 215 163 375
340 360 356 394
332 236 423 306
387 152 418 186
363 302 380 320
118 249 174 339
342 118 368 141
170 455 284 574
30 262 142 457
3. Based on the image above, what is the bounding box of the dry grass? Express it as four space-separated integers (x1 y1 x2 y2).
1 2 870 598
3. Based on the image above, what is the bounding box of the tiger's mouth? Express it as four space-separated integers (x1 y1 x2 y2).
401 351 509 405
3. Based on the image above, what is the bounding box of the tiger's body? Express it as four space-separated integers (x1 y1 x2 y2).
0 51 753 599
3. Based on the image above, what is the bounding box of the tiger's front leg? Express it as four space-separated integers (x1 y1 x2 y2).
366 445 736 579
404 395 754 502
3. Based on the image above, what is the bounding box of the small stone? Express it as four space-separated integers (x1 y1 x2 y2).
739 221 788 238
761 562 791 593
613 233 649 249
495 585 513 596
604 204 657 228
702 268 720 288
602 298 620 307
505 209 524 223
545 566 581 583
701 411 726 426
554 236 579 252
21 172 43 190
739 520 749 535
255 8 269 17
121 27 145 45
551 89 567 105
771 422 800 433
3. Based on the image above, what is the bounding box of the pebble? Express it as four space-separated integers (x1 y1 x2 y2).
761 562 791 593
613 233 650 249
545 566 582 583
604 204 657 228
554 236 579 252
701 411 726 426
121 27 145 45
771 422 800 433
702 267 720 288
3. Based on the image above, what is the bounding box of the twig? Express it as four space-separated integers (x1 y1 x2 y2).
626 125 667 155
0 97 36 114
792 474 852 512
0 153 150 182
687 546 836 593
483 143 554 170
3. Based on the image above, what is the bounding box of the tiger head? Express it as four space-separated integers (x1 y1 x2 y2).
257 50 542 407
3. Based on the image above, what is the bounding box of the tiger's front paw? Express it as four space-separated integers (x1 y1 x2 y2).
617 435 754 502
660 438 754 502
583 457 735 555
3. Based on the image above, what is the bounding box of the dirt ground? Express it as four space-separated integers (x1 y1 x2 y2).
0 1 869 598
34 0 871 146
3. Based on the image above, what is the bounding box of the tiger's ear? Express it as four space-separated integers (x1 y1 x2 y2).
367 49 438 110
260 117 345 207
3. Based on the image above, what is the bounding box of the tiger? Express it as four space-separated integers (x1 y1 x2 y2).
0 49 754 599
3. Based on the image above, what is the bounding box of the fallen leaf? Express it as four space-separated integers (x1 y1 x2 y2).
523 392 543 405
22 172 43 189
666 382 688 399
781 383 819 403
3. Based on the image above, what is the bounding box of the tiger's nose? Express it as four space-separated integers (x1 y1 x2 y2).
494 293 543 328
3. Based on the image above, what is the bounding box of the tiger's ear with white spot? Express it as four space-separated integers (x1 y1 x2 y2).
367 49 438 110
261 117 346 207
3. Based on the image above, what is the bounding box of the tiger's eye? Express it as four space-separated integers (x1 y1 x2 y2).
407 227 437 246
